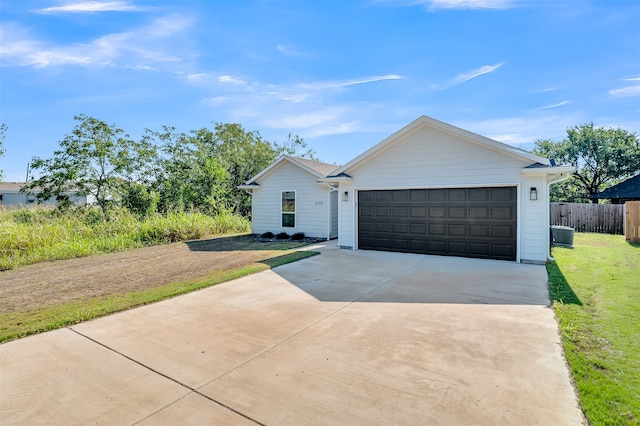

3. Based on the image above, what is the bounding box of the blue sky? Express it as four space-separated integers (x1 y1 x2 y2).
1 0 639 181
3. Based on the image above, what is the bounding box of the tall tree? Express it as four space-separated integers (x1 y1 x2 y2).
0 124 6 182
534 123 640 202
145 122 314 216
23 115 154 219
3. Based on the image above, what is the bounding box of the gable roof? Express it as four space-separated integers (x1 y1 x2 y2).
243 155 339 186
331 115 552 176
593 174 640 200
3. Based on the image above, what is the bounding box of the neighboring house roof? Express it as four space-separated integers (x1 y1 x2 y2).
241 155 339 187
331 115 554 176
593 174 640 200
0 182 25 193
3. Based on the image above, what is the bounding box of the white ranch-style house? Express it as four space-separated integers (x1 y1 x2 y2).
240 116 574 263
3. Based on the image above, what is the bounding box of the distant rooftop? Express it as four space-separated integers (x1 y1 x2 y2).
593 174 640 200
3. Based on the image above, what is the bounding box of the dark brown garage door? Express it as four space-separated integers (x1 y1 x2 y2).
358 187 517 261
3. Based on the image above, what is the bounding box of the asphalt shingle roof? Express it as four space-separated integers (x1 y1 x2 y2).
593 174 640 200
289 156 340 177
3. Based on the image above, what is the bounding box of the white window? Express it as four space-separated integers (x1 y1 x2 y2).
281 190 295 227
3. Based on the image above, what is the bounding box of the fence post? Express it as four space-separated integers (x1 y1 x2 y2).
625 201 640 243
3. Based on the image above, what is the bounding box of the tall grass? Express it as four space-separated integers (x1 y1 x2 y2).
0 206 250 270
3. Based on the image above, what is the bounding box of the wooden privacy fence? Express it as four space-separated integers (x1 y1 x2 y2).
626 201 640 243
550 202 625 235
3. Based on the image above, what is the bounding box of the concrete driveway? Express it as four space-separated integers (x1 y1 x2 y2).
0 244 585 425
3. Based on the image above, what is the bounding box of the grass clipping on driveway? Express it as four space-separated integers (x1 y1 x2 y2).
0 236 319 343
548 233 639 425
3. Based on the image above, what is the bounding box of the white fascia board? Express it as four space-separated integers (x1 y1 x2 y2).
521 165 575 176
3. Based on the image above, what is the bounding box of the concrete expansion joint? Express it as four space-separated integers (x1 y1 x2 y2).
67 327 265 426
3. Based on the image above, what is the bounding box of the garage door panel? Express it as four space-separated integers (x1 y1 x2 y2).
410 190 427 201
448 206 466 219
429 206 446 218
410 223 427 234
491 206 513 219
392 191 409 201
376 206 391 217
410 207 426 217
428 240 447 254
469 224 490 236
448 188 467 201
360 222 375 232
429 223 446 235
358 187 517 261
492 187 514 201
376 222 391 233
429 190 446 202
361 206 375 217
447 224 467 236
448 241 468 254
469 187 490 201
393 223 408 233
469 206 489 219
469 242 491 256
492 225 514 238
393 206 408 217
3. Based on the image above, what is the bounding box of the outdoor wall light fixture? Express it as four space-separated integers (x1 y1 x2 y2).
530 187 538 201
342 191 349 202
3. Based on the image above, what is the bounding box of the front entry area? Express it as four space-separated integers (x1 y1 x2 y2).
358 187 517 261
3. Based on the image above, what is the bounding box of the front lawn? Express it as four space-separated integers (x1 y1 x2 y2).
548 233 639 425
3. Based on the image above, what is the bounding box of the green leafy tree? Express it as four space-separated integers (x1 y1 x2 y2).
22 115 154 219
146 123 314 216
0 124 6 182
534 123 640 202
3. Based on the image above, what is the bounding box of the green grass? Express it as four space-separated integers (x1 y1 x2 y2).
548 233 640 425
0 206 250 270
0 250 319 343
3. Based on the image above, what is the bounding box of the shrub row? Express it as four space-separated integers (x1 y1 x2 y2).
260 231 305 241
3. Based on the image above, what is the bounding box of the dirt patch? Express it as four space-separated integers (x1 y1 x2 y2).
0 235 308 314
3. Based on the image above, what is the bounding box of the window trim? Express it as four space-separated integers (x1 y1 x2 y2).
281 190 296 228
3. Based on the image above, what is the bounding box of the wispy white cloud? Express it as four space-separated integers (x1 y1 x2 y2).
381 0 518 10
194 74 404 138
218 75 246 85
432 63 502 89
425 0 517 9
300 75 403 90
276 44 310 57
126 64 159 71
609 76 640 98
35 1 146 14
186 73 208 82
541 87 558 92
536 100 570 110
0 15 193 69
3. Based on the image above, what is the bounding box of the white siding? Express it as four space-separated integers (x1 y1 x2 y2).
337 125 550 262
251 161 330 239
520 175 550 262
